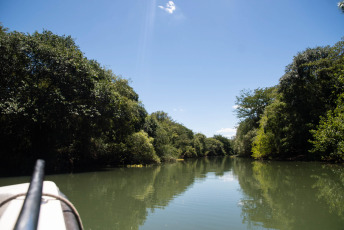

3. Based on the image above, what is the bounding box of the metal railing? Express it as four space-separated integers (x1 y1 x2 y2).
14 160 45 230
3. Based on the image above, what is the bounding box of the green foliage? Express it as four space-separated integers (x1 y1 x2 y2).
234 121 257 157
251 116 274 159
276 46 336 157
125 131 160 164
309 41 344 161
183 146 197 158
310 96 344 161
234 40 344 161
252 99 289 159
213 135 234 155
0 27 147 173
205 138 226 156
143 112 228 161
143 115 159 137
193 133 207 157
0 25 229 173
234 87 276 157
146 111 196 160
235 87 276 125
157 144 179 161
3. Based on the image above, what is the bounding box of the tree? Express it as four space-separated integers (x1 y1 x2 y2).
235 87 276 125
270 46 333 158
213 135 234 155
252 99 290 159
0 28 101 171
308 40 344 161
310 95 344 161
143 115 159 137
251 41 344 160
339 1 344 13
233 87 276 157
0 27 147 173
145 111 196 161
233 119 257 157
194 133 207 157
125 131 160 164
205 138 226 156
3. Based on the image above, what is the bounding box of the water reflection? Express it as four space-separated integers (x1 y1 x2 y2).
45 157 232 230
312 164 344 218
233 158 344 230
1 157 344 229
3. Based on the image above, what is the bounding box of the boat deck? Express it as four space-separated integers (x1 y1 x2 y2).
0 181 67 230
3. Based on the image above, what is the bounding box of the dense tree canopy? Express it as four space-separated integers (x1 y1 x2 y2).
235 87 276 124
233 39 344 161
0 26 233 174
233 87 276 157
0 26 147 173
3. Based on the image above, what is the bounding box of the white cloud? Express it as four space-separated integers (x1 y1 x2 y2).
158 1 176 14
232 105 240 109
216 127 237 138
173 108 184 112
219 173 236 182
217 128 237 133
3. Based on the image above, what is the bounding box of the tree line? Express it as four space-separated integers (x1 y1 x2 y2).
0 25 233 175
233 39 344 162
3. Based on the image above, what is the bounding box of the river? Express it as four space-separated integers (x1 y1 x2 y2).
1 157 344 230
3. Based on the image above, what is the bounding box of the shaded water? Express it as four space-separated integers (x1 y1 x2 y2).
1 157 344 229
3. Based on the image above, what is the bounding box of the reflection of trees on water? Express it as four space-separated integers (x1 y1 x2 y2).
312 164 344 218
46 157 232 230
232 158 344 230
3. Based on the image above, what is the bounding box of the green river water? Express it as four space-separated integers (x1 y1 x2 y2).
1 157 344 230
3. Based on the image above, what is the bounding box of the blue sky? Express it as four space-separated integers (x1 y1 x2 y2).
1 0 343 137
